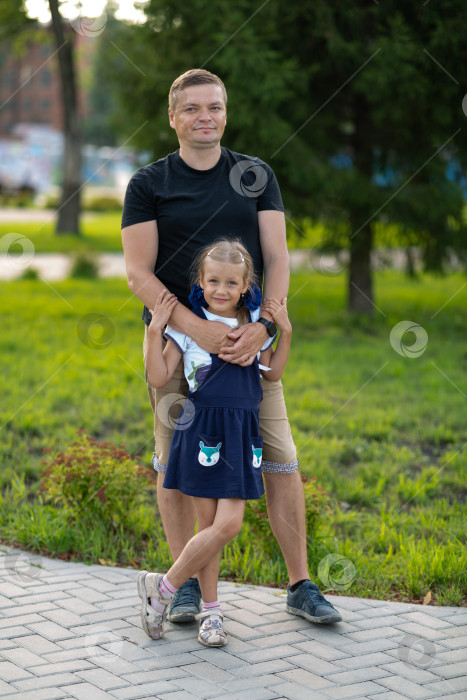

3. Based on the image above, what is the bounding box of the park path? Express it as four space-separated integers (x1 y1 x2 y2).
0 545 465 700
0 253 127 281
0 250 415 281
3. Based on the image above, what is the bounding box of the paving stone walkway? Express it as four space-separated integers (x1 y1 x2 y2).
0 545 465 700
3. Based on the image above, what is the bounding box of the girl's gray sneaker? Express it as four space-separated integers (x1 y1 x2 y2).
137 571 172 639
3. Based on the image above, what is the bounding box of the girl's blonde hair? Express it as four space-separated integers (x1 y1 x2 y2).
190 238 258 326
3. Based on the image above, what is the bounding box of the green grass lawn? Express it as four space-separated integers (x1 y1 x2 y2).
0 212 124 253
0 271 465 605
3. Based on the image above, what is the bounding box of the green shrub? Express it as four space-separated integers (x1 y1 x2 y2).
39 432 154 529
19 267 40 280
84 196 122 212
43 194 60 209
42 195 121 212
69 253 99 278
0 191 35 208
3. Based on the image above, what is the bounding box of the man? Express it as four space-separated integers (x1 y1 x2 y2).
122 69 341 629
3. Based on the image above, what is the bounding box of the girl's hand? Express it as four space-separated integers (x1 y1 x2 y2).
261 297 292 335
148 289 178 332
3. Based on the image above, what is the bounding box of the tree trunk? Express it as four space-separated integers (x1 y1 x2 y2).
347 95 374 313
406 246 418 278
348 221 373 313
49 0 81 234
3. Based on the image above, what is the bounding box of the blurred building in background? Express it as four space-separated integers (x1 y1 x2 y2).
0 24 92 137
0 22 137 199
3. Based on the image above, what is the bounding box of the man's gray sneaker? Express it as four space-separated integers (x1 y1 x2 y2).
286 580 342 623
167 577 202 622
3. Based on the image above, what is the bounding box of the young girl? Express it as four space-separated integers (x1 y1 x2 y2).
137 239 292 647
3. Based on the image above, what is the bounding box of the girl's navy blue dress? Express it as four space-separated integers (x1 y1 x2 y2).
163 308 265 500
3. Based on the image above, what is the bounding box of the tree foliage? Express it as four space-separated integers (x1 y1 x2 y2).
99 0 467 311
0 0 33 41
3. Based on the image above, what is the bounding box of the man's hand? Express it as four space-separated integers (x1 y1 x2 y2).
219 322 268 366
194 320 234 354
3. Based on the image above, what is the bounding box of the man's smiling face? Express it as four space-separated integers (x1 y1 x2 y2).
168 84 227 150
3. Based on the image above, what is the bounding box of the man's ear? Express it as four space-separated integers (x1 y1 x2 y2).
168 108 175 129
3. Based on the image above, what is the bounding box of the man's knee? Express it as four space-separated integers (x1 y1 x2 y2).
263 470 302 485
156 476 189 508
263 470 305 506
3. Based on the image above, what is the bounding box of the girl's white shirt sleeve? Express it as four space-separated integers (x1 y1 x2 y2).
162 326 188 355
163 324 212 393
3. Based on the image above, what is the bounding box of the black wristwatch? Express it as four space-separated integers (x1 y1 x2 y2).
258 317 277 337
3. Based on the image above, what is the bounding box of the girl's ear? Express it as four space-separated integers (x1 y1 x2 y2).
241 279 249 294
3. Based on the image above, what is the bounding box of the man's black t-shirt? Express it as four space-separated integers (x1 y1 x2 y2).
121 147 284 325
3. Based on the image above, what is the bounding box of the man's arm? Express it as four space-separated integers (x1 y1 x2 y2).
258 209 290 317
219 209 290 364
121 220 230 352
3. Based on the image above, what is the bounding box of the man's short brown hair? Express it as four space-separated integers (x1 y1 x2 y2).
169 69 227 112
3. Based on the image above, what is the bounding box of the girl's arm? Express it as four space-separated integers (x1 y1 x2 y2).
259 298 292 382
146 290 182 388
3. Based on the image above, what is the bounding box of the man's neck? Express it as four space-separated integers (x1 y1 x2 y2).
178 144 222 170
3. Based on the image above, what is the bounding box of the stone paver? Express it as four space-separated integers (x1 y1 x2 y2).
0 544 465 699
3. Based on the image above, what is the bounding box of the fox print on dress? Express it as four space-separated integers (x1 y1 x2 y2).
252 445 263 469
198 441 222 466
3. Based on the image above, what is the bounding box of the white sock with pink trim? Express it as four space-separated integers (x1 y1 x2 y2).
202 600 222 615
150 575 177 613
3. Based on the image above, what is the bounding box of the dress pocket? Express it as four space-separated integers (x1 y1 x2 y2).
198 435 223 467
250 436 264 469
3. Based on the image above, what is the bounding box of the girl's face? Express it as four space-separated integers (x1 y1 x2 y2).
200 259 248 317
